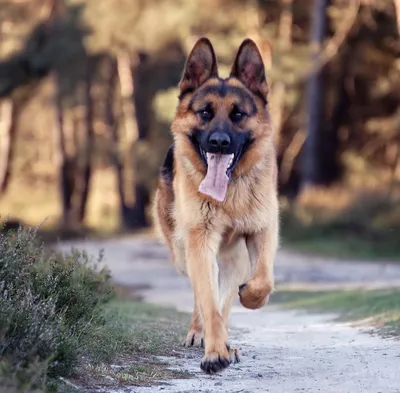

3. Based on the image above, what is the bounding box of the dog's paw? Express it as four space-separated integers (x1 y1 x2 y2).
200 344 239 374
239 279 273 310
183 328 204 348
200 344 236 374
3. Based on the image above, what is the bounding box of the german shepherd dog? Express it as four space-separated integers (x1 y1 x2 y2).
153 37 279 374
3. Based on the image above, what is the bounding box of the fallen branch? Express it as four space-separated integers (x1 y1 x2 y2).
294 0 361 86
394 0 400 36
280 129 307 184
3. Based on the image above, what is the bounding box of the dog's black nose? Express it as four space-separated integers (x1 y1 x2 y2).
208 131 231 152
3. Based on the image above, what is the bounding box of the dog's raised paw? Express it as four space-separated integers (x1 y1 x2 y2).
238 279 273 310
183 328 204 348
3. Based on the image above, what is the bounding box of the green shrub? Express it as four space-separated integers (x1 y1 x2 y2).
0 225 128 391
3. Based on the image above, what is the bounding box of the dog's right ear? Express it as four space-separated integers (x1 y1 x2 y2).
230 39 269 100
179 38 218 95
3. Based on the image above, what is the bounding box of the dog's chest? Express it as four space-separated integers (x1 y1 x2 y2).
229 213 266 234
224 194 274 234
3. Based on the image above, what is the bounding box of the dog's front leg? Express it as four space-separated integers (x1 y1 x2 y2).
186 227 237 373
239 224 278 310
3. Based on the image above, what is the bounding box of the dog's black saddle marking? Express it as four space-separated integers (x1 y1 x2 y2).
160 144 174 184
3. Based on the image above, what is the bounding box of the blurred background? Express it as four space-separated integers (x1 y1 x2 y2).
0 0 399 260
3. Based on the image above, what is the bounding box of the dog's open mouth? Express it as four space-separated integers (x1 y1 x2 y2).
199 151 240 202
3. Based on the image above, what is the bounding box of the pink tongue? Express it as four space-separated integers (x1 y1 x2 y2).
199 153 232 202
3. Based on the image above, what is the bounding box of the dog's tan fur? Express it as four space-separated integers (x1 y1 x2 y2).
153 38 279 374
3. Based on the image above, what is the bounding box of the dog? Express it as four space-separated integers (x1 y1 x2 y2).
153 37 279 374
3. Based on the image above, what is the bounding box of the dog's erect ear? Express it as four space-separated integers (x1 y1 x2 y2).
230 39 268 100
179 38 218 94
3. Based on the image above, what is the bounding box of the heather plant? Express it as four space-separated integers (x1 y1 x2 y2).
0 225 131 391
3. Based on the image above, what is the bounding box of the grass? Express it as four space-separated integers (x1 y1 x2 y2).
0 222 191 392
281 216 400 261
69 299 192 390
280 185 400 261
271 288 400 336
103 299 190 356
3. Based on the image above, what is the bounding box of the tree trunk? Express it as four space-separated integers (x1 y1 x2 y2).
76 60 95 223
117 52 137 211
107 56 145 230
52 72 74 227
116 53 148 229
321 51 350 184
301 0 329 188
106 58 124 204
271 0 293 150
117 52 139 144
0 99 17 195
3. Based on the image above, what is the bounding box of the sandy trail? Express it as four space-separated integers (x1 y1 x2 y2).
58 236 400 393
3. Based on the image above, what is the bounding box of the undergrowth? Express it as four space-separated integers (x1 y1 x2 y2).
281 190 400 260
0 224 133 392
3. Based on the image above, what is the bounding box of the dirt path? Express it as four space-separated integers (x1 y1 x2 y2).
58 236 400 393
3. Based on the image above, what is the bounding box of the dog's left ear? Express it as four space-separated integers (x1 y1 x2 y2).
230 39 269 100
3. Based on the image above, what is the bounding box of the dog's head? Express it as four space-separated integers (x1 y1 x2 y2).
171 38 272 202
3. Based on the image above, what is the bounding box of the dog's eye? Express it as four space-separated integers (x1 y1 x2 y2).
230 108 247 123
198 109 213 122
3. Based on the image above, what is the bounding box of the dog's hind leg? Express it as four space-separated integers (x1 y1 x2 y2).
183 295 204 347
